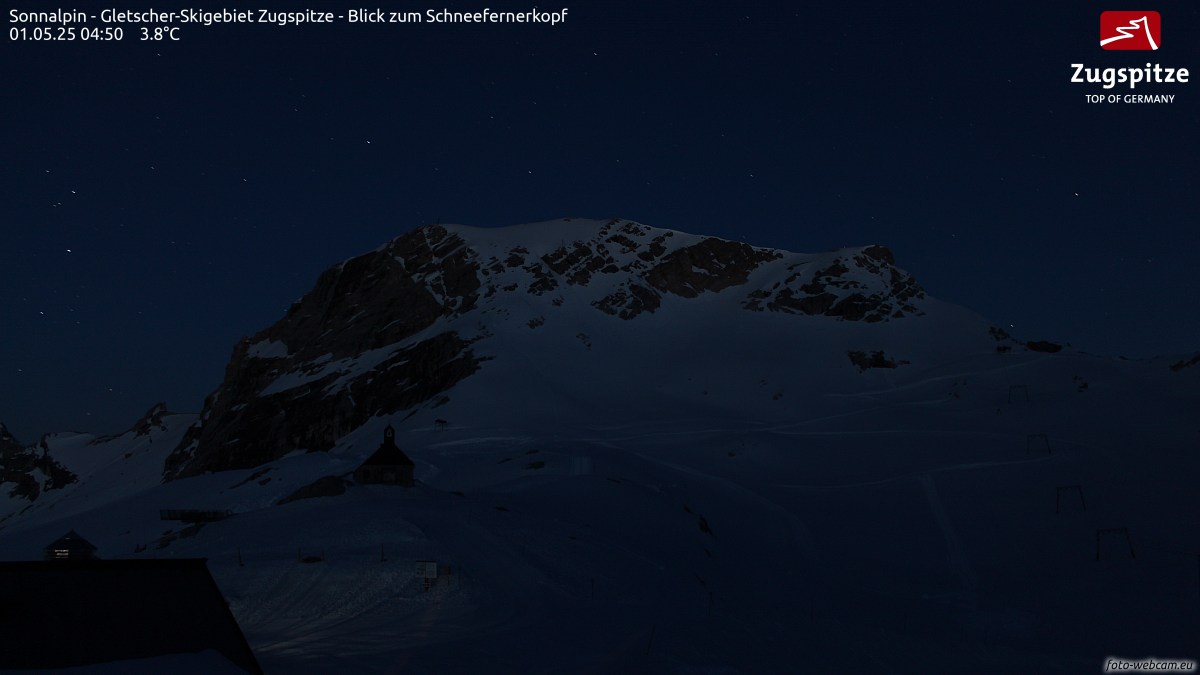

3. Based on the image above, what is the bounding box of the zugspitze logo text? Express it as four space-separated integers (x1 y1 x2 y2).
1100 11 1161 50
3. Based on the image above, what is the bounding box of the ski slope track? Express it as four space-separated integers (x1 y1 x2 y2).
1 219 1196 673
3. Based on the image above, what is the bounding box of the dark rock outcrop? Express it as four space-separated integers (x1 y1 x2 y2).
593 283 662 319
0 426 78 501
1026 340 1063 354
645 237 782 298
133 403 170 436
1169 353 1200 372
163 226 485 481
847 350 910 372
748 247 926 322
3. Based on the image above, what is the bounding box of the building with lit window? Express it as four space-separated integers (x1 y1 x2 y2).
43 530 98 560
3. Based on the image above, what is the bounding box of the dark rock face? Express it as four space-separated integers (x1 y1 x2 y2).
1169 353 1200 372
271 225 481 363
645 237 782 298
747 246 926 322
163 226 485 481
589 232 782 317
133 403 170 437
593 283 662 319
0 426 78 502
861 245 895 265
847 350 910 372
477 220 787 320
477 221 923 323
1026 340 1063 354
164 332 481 480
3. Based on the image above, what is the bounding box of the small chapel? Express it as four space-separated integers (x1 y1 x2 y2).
354 426 415 487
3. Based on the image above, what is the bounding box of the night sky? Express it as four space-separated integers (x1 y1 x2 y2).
4 0 1198 441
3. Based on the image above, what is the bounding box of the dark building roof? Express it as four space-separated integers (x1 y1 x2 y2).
360 425 414 467
44 529 99 559
0 558 262 674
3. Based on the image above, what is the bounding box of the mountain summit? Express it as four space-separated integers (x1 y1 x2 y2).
163 218 1004 480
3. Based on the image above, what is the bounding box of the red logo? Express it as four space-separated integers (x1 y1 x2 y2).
1100 11 1161 50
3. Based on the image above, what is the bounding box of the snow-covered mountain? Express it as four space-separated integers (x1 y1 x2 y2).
162 218 1012 480
1 219 1196 674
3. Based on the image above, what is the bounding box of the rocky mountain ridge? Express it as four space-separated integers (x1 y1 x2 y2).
140 218 1076 481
